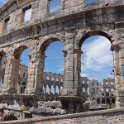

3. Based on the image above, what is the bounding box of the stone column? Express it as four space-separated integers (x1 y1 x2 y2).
61 32 80 96
38 0 49 18
26 52 44 95
111 43 123 107
2 54 19 93
54 86 56 94
60 32 83 113
116 45 124 107
49 85 52 95
58 87 60 95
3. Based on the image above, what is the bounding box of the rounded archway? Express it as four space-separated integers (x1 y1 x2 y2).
78 31 115 109
39 37 64 97
80 35 114 81
14 45 30 94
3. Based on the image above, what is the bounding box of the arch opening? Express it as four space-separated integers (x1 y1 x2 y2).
40 38 64 100
80 34 115 109
14 46 30 94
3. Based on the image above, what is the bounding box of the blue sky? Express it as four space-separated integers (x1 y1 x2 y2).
81 36 114 81
20 42 64 73
20 36 114 81
44 42 64 73
0 0 8 7
50 0 61 13
0 0 96 8
0 0 114 81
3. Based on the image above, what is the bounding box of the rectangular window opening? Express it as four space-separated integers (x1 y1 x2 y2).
50 0 61 14
4 17 10 31
23 5 32 22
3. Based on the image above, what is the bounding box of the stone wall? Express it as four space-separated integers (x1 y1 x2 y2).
1 108 124 124
0 0 124 116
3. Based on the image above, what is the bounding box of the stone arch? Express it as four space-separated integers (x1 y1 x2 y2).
75 30 117 99
75 30 113 48
14 45 30 60
38 33 65 52
33 35 65 96
13 45 30 94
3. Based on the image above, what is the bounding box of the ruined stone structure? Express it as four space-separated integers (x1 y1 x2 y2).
102 78 115 108
19 64 64 101
19 64 115 109
42 72 63 101
0 0 124 123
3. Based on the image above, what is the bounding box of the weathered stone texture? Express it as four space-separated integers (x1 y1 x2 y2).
1 108 124 124
61 0 84 10
0 0 124 122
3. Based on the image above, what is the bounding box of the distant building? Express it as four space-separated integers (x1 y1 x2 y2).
88 79 102 101
80 77 89 98
19 64 115 108
102 78 115 108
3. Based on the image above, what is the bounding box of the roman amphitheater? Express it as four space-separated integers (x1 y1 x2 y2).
0 0 124 123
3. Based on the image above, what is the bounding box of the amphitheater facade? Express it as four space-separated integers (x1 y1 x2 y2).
0 0 124 123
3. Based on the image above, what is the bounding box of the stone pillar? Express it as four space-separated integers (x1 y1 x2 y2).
116 45 124 107
0 53 6 91
61 32 80 96
49 85 52 95
111 43 124 107
26 52 44 95
60 32 83 113
53 84 57 95
38 0 49 18
58 87 60 95
2 54 19 93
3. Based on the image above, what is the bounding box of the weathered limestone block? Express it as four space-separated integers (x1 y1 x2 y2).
61 32 81 97
96 0 119 6
62 0 84 10
119 67 124 76
45 108 53 115
38 101 44 107
31 1 39 20
0 21 3 34
2 57 19 93
26 53 43 95
53 108 66 115
119 49 124 58
38 0 49 18
42 101 62 108
0 104 8 109
31 101 66 116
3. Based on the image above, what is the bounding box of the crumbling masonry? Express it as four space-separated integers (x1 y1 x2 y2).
0 0 124 122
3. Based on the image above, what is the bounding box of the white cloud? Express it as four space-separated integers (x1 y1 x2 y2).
81 36 113 71
108 74 114 79
81 73 88 77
